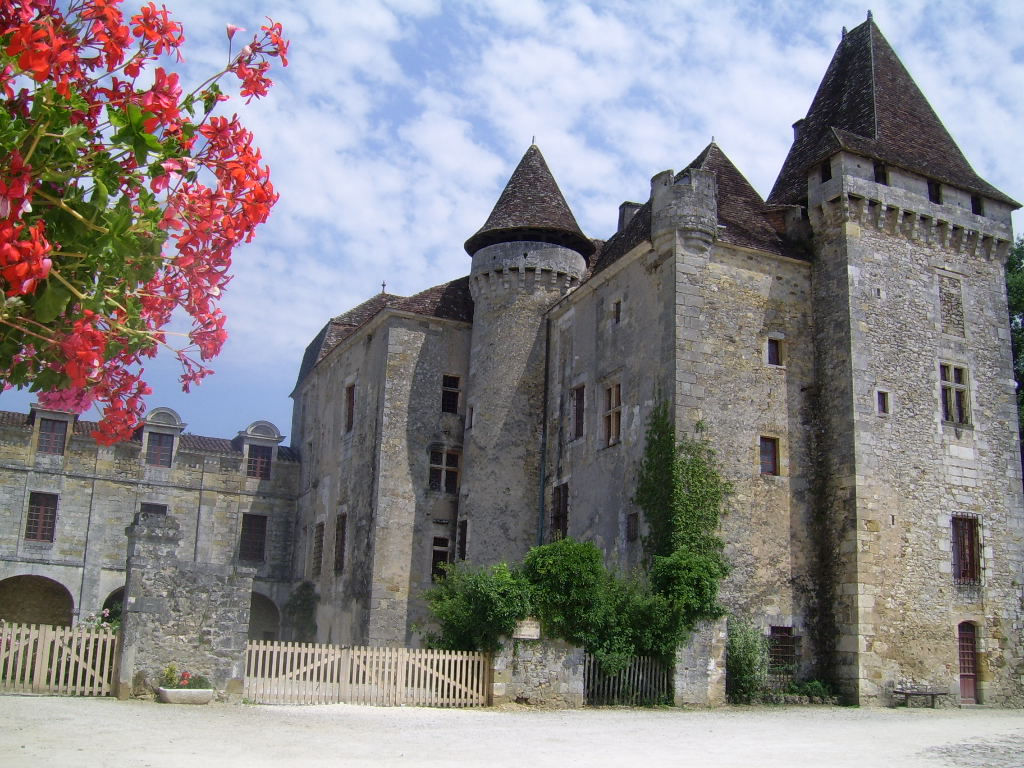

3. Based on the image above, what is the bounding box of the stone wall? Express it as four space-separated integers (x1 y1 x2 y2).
117 512 253 698
674 619 727 706
491 637 586 708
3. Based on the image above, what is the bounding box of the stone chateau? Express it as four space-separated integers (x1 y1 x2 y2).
1 17 1022 706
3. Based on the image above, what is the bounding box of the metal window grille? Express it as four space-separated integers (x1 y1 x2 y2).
334 514 347 573
940 364 971 425
441 375 460 414
952 514 981 584
247 444 272 479
146 432 174 466
26 492 58 542
239 514 268 562
760 436 779 475
311 522 325 576
37 418 67 455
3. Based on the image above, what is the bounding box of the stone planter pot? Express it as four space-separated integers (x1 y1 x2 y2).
156 686 214 705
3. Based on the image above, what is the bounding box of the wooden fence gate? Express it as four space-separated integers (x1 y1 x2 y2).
0 622 119 696
584 653 671 706
244 640 491 707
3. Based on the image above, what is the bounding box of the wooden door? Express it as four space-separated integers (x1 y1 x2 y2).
958 622 977 703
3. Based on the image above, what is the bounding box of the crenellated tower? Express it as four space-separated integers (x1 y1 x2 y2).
460 145 595 564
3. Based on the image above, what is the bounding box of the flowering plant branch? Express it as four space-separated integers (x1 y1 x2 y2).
0 0 288 443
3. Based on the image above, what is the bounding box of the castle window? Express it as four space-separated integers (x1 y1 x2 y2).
819 160 832 183
145 432 174 467
768 626 798 675
603 383 621 446
456 519 468 561
431 536 450 580
246 444 272 479
140 502 167 516
928 179 942 205
612 299 622 324
345 384 355 433
239 514 268 562
334 514 347 573
759 436 780 476
26 492 58 542
551 483 569 541
971 195 984 216
311 522 325 577
37 418 67 455
571 385 585 440
951 515 981 585
876 390 890 415
441 375 461 414
766 338 782 366
429 450 460 494
873 161 888 185
940 364 971 426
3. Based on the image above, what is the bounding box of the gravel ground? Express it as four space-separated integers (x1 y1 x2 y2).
2 695 1023 768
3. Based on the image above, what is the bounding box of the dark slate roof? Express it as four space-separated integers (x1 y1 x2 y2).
464 145 595 258
0 409 300 460
768 18 1018 207
591 142 798 277
294 276 474 390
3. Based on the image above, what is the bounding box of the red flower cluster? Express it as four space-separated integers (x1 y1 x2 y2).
0 1 287 444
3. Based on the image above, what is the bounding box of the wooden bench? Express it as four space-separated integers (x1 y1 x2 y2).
892 689 950 708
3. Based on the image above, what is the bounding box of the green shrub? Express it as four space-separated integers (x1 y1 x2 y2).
726 618 768 704
422 562 531 652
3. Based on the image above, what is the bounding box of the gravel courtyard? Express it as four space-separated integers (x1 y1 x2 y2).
2 695 1022 768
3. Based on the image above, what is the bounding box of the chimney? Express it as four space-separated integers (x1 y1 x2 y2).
792 119 805 141
618 201 642 233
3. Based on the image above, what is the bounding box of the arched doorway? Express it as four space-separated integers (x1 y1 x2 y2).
0 575 74 626
958 621 978 704
249 592 280 641
102 587 124 627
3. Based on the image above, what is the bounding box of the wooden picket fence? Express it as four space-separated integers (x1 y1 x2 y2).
0 622 119 696
584 653 671 706
244 640 491 707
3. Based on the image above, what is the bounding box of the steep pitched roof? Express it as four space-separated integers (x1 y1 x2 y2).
591 143 798 277
768 18 1017 207
464 145 595 257
294 277 474 390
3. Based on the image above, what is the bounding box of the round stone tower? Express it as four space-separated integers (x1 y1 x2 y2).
460 145 594 564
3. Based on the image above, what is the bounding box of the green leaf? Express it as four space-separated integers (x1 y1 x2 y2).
32 282 72 323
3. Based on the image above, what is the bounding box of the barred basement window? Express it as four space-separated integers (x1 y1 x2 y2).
603 383 621 446
429 450 460 494
146 432 174 467
26 492 58 542
951 515 981 585
441 375 461 414
431 536 450 580
345 384 355 433
247 444 272 479
768 626 797 674
37 418 67 455
551 483 569 541
334 514 347 573
760 436 780 476
571 385 585 440
239 514 268 562
140 502 167 516
940 364 971 426
311 522 325 577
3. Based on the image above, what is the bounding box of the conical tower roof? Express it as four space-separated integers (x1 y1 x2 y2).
465 145 595 257
768 17 1017 207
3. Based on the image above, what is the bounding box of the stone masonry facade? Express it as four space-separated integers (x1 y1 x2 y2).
2 16 1022 706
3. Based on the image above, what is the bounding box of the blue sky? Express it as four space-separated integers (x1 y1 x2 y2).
3 0 1023 443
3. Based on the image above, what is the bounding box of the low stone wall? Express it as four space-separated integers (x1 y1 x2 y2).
673 618 727 706
491 637 585 708
117 512 253 699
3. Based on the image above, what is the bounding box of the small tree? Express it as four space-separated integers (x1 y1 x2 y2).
726 618 768 704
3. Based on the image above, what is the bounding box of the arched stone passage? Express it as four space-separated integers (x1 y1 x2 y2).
248 592 280 641
0 575 74 626
102 587 125 625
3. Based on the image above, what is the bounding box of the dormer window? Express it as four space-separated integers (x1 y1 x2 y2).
140 407 185 468
247 444 273 479
37 417 68 455
146 432 174 467
235 420 284 479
